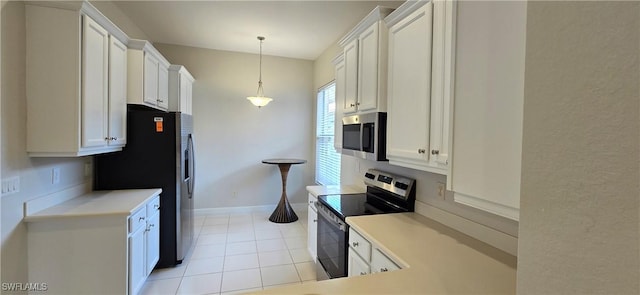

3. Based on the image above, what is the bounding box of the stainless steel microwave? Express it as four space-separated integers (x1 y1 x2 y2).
341 112 387 161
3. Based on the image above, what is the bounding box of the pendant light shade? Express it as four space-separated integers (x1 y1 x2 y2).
247 36 273 108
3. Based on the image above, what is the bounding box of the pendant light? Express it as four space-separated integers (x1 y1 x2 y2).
247 36 273 108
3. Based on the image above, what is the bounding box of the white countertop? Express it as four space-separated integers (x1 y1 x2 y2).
306 184 365 197
24 189 162 222
255 212 517 294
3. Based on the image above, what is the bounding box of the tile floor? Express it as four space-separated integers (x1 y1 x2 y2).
140 209 316 295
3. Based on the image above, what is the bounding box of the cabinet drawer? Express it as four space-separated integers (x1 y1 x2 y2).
129 208 146 234
146 195 160 216
371 248 400 273
348 228 371 261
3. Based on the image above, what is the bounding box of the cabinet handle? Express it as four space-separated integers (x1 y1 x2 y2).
352 242 359 247
380 267 389 272
104 137 110 141
350 103 355 107
356 102 360 106
154 204 160 210
139 217 145 222
313 219 317 223
418 149 426 154
431 149 440 155
110 137 118 141
157 99 165 103
359 272 367 275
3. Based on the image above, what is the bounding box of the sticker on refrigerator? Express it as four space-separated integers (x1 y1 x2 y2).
154 117 164 132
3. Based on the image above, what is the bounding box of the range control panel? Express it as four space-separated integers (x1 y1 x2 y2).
363 169 415 200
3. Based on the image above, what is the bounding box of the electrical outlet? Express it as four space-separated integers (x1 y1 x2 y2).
52 168 61 184
437 182 446 200
84 162 92 177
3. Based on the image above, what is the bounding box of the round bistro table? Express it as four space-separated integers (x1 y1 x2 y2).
262 158 307 223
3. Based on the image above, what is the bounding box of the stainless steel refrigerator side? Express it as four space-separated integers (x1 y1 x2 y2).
175 112 184 261
178 113 194 261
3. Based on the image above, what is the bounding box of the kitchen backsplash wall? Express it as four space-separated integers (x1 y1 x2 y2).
154 43 315 210
341 156 519 237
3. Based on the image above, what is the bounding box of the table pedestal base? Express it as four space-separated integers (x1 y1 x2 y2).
269 194 298 223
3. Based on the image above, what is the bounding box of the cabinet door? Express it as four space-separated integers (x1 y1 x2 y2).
179 75 189 114
370 249 400 273
157 65 169 110
307 204 318 262
334 58 345 150
386 3 433 167
348 247 370 277
357 22 380 112
129 225 146 295
143 54 159 105
450 1 525 221
145 211 160 275
186 78 193 115
81 15 109 148
343 40 358 114
108 36 127 147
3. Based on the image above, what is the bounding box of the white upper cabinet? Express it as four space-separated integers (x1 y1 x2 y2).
168 65 195 115
25 2 129 157
385 0 453 174
108 36 128 147
128 39 171 111
448 1 527 221
81 15 110 149
339 6 394 115
158 64 169 109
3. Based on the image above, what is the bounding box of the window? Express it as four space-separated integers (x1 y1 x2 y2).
315 82 341 185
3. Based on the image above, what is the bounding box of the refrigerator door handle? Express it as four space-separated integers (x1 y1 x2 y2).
187 134 195 197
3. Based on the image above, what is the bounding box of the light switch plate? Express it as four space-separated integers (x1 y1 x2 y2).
1 176 20 196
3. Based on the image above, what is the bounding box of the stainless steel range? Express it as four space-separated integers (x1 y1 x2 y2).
315 169 416 280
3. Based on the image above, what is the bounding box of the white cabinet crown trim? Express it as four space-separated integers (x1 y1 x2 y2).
338 6 395 47
129 39 171 67
26 1 129 45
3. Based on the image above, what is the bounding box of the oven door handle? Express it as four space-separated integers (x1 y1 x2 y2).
317 204 346 232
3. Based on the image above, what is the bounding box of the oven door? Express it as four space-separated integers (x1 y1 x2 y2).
316 202 348 280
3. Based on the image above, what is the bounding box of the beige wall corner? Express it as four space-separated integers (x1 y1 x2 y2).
518 1 640 294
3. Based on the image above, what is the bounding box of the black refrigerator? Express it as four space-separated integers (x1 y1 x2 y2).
95 105 195 268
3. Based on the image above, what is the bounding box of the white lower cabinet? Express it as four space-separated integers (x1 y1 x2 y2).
371 248 400 273
129 195 161 295
348 228 400 277
27 192 161 295
348 247 371 276
307 193 318 261
129 223 147 295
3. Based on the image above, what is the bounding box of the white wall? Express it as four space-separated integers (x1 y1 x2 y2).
517 1 639 293
154 44 315 210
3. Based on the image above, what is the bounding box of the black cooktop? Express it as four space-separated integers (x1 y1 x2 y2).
318 193 368 218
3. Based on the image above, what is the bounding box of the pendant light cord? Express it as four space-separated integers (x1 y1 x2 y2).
257 36 265 96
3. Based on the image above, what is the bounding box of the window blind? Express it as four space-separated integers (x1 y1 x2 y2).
315 82 341 185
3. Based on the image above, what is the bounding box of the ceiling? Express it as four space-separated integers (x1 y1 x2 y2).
113 1 404 60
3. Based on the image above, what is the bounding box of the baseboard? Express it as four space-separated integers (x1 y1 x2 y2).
414 200 518 256
194 203 309 216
